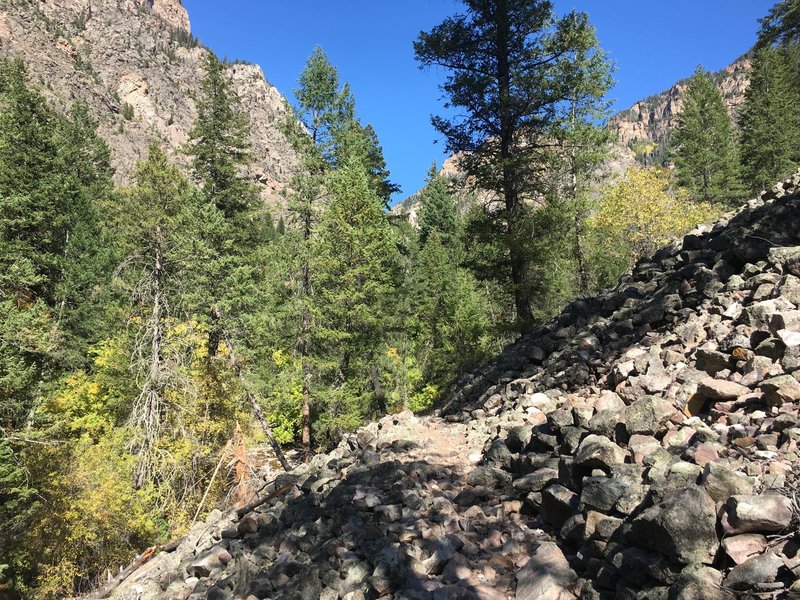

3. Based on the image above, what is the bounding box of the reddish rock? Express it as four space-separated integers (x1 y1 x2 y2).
721 533 767 564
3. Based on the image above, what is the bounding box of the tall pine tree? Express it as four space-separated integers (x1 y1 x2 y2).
415 1 611 326
671 66 740 203
739 46 800 193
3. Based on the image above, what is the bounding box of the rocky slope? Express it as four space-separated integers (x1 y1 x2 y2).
105 173 800 600
0 0 296 206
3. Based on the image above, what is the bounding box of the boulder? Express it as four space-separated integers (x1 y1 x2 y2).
515 542 578 600
628 486 719 564
726 494 793 533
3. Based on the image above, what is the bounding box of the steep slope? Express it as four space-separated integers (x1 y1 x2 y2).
106 173 800 599
0 0 296 205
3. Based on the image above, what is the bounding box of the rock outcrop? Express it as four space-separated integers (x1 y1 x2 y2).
609 57 751 155
0 0 296 208
107 173 800 599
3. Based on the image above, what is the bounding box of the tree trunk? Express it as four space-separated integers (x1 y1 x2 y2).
134 234 164 489
221 325 291 472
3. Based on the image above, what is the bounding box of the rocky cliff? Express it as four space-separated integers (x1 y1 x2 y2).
105 173 800 599
609 57 751 164
0 0 296 206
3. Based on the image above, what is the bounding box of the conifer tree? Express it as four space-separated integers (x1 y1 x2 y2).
758 0 800 48
334 120 399 206
187 53 254 218
114 146 199 488
671 66 740 203
415 1 611 326
311 158 399 445
739 47 800 193
417 162 459 247
553 22 613 295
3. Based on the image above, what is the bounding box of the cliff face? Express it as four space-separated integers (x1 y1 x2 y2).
0 0 296 206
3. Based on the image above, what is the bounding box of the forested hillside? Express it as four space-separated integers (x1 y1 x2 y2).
1 0 799 598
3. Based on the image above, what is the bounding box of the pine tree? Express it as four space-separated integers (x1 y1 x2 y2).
758 0 800 48
415 1 611 326
553 21 613 295
417 162 460 247
739 47 800 193
187 53 254 218
671 66 740 203
311 158 399 446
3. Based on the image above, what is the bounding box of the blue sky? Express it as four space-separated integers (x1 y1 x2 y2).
182 0 775 204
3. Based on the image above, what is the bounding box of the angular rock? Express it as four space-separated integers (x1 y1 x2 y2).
760 374 800 407
700 462 754 503
726 494 793 533
541 484 579 528
580 476 628 513
515 542 577 600
466 466 511 489
696 378 750 400
668 566 734 600
628 486 719 564
624 397 677 436
724 551 783 591
575 434 627 471
721 533 767 565
513 468 559 494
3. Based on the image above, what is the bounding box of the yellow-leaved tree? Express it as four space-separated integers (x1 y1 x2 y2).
588 166 721 288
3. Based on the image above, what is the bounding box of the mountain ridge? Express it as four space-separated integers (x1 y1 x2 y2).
0 0 297 208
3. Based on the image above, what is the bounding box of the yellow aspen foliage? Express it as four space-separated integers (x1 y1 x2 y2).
588 167 721 285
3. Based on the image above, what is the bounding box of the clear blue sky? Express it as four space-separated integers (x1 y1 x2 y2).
182 0 775 205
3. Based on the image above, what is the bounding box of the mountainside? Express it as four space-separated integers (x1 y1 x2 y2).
106 172 800 599
391 56 751 224
610 56 752 164
0 0 296 205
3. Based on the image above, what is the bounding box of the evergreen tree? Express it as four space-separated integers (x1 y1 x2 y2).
294 47 354 162
114 146 200 488
415 1 610 326
51 102 116 368
758 0 800 48
671 66 740 203
553 22 613 295
417 162 459 247
739 47 800 193
311 158 399 446
187 53 254 218
334 120 400 206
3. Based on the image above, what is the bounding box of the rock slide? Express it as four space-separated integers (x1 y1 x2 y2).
109 173 800 600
